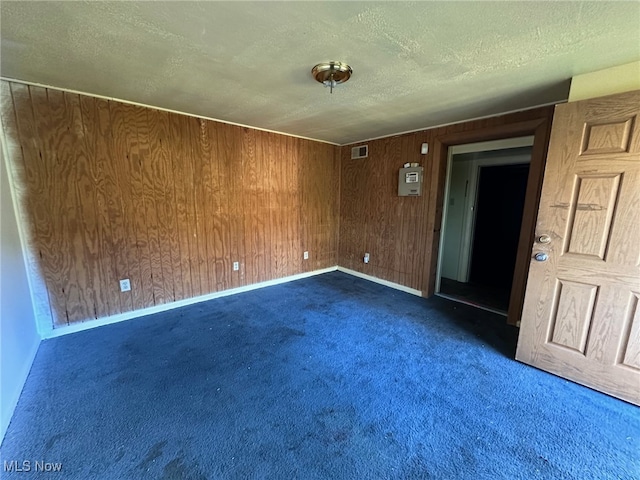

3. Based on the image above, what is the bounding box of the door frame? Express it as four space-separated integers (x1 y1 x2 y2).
425 116 554 325
436 137 534 292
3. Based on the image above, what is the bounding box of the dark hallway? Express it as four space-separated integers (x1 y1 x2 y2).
440 161 530 313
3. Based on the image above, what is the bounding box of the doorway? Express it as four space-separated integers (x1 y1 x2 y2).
436 137 533 315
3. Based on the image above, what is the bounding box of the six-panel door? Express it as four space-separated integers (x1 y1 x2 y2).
516 90 640 405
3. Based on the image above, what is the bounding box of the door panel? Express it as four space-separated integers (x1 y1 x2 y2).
516 90 640 405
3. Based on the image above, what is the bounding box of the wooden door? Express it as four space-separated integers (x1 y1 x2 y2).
516 90 640 405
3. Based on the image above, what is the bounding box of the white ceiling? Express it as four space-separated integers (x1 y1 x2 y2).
2 1 639 145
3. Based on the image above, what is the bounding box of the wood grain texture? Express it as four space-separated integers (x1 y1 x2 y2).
3 80 340 326
516 90 640 405
1 82 55 328
39 88 89 323
339 107 555 319
79 96 121 317
168 113 193 300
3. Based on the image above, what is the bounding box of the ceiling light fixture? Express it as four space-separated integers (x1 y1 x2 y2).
311 62 352 94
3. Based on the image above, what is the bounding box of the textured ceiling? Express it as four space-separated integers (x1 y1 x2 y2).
2 1 639 145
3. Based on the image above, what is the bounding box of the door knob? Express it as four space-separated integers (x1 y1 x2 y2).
537 234 551 244
534 252 548 262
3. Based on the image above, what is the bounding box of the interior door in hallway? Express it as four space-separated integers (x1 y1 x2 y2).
516 90 640 405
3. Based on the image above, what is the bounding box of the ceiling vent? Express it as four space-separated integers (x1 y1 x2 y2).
351 145 368 159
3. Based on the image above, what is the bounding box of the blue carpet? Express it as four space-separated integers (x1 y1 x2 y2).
1 272 638 479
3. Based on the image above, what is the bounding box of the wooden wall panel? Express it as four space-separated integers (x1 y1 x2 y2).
339 107 555 300
1 82 55 328
109 102 144 311
301 141 340 271
147 109 178 303
38 88 90 323
2 80 340 327
167 113 193 300
241 127 259 285
80 97 120 316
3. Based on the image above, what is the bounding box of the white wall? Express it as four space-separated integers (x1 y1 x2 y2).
441 159 472 280
569 61 640 102
1 146 40 443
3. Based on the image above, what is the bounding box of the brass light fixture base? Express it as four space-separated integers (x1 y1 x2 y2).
311 62 353 93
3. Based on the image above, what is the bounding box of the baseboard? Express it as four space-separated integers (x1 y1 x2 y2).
42 265 423 339
43 267 338 339
336 267 423 297
0 338 41 446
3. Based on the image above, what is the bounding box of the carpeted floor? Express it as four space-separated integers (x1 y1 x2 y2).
1 272 638 479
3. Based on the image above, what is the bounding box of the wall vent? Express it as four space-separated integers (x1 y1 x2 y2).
351 145 368 159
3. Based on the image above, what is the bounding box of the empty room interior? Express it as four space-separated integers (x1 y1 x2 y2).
1 2 639 479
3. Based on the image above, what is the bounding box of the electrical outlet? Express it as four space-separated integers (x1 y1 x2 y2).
364 253 370 264
233 261 239 271
303 251 309 260
119 279 131 292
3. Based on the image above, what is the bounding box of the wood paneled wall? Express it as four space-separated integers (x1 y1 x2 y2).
1 81 339 327
340 134 431 289
339 107 555 296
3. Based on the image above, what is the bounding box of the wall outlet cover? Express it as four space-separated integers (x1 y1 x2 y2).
119 279 131 292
